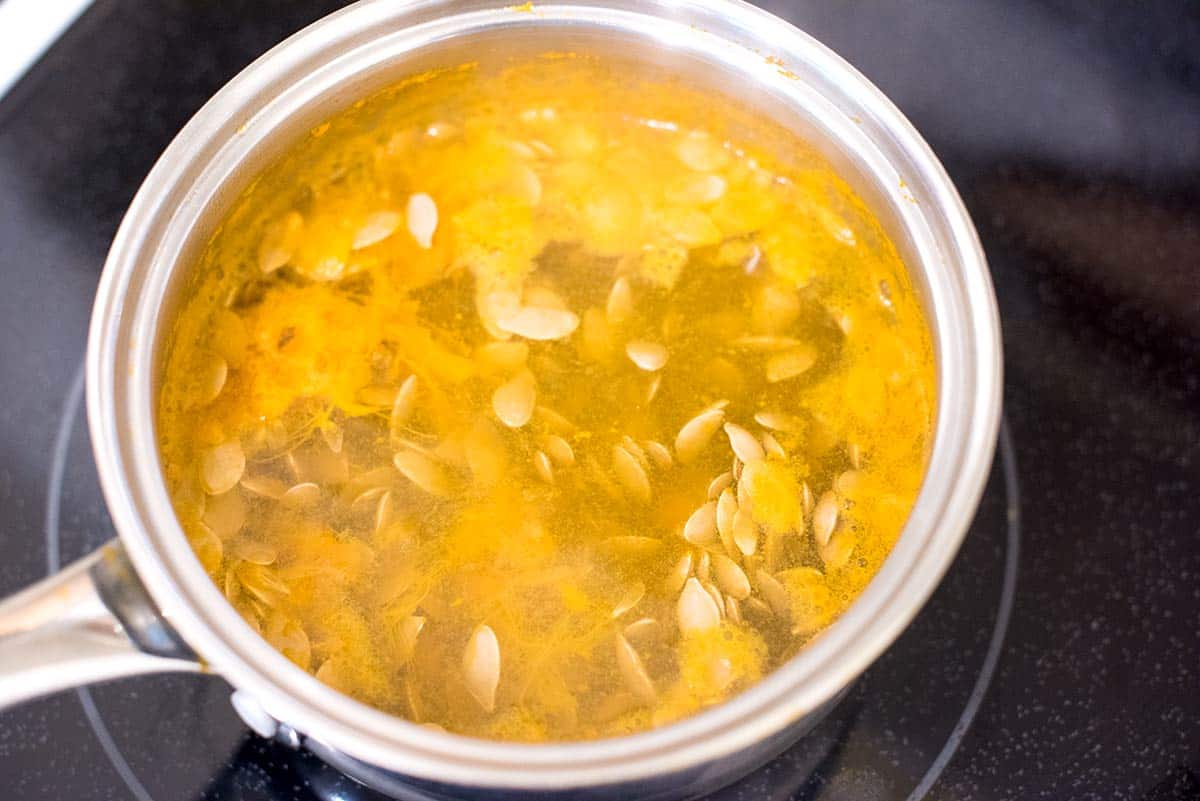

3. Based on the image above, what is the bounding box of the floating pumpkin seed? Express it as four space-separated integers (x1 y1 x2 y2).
198 353 228 405
626 341 669 372
623 617 662 645
202 490 245 539
712 554 751 600
352 210 402 250
696 549 711 583
407 193 438 249
492 370 536 428
620 436 650 470
716 488 738 555
677 577 721 635
761 432 786 459
496 306 580 341
374 490 394 533
766 345 818 383
614 633 657 705
398 615 425 663
683 501 718 545
836 470 863 496
393 450 451 496
612 445 651 503
643 440 673 470
753 410 804 433
280 482 321 509
349 485 388 513
462 624 500 713
611 581 645 619
390 375 419 433
812 491 839 547
539 434 575 467
723 423 765 464
707 471 734 500
257 211 302 274
675 407 725 464
533 450 555 484
662 551 694 595
733 509 758 556
605 276 634 326
201 440 245 495
755 570 790 619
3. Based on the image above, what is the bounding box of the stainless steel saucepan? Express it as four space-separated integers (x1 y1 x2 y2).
0 1 1001 798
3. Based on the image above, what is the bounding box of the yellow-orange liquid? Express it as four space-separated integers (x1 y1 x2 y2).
158 56 935 741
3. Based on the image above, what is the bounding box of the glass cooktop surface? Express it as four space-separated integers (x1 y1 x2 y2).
0 2 1196 800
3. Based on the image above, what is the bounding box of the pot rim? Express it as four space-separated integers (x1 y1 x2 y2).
87 0 1001 789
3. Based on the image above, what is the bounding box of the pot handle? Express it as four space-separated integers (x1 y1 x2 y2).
0 540 201 709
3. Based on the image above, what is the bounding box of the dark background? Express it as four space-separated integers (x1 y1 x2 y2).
1 2 1198 800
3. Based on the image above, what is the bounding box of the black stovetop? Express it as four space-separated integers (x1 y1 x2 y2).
1 2 1197 800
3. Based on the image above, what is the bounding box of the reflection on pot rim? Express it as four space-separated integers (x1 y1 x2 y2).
84 0 1001 793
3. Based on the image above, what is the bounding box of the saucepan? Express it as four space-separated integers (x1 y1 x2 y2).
0 1 1001 798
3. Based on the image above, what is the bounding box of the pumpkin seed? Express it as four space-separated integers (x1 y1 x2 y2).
280 482 321 509
662 551 693 595
626 341 669 372
675 407 725 463
496 306 580 341
766 345 817 383
683 501 718 545
707 471 734 501
353 210 402 250
201 440 245 495
492 370 536 428
606 276 634 326
677 577 721 634
614 633 656 705
534 450 555 484
733 509 758 556
712 554 751 600
812 492 838 547
612 445 651 503
724 423 765 463
393 450 451 496
407 193 438 249
462 624 500 713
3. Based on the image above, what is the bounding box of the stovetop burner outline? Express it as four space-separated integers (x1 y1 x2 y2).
43 359 1020 801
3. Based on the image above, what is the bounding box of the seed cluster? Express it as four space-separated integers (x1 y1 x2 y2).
158 57 934 741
